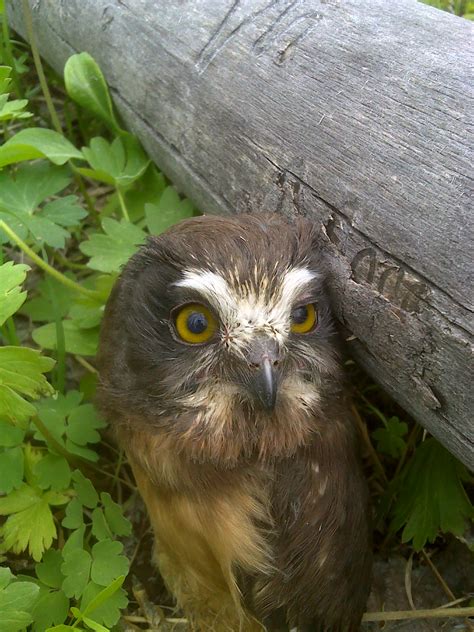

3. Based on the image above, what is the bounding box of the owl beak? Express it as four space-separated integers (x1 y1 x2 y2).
248 349 279 411
257 356 278 411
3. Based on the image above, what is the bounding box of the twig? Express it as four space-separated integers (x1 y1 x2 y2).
351 404 388 483
422 549 456 602
362 606 474 622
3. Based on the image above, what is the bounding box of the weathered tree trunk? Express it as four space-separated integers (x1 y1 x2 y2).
8 0 473 467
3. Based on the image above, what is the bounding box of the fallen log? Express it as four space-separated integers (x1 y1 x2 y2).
8 0 473 467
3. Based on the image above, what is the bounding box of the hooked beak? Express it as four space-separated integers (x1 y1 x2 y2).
247 342 280 411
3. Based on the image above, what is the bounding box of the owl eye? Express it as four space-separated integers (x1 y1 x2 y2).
290 303 317 334
174 303 217 344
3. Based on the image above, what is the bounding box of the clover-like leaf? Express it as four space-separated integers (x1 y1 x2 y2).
0 346 55 424
372 417 408 458
72 470 98 509
62 498 84 530
101 493 131 537
35 549 65 589
145 185 195 235
61 548 92 599
67 404 106 447
91 539 129 586
0 261 29 326
34 454 71 491
80 217 146 273
79 135 149 187
31 588 69 632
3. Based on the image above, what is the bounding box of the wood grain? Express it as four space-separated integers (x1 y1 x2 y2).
8 0 473 467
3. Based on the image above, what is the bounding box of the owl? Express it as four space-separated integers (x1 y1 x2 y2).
97 213 372 631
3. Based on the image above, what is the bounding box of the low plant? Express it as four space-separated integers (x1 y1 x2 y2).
0 2 472 630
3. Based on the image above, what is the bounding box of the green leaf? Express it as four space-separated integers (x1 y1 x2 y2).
0 421 25 447
0 566 13 590
0 579 39 632
82 616 108 632
62 526 85 559
145 185 195 234
79 135 149 187
31 588 69 632
62 498 84 530
67 404 106 446
34 454 71 491
0 262 29 326
0 67 32 123
33 320 99 356
35 392 82 445
64 52 122 134
124 164 166 222
91 539 128 586
0 486 65 561
391 438 474 550
0 346 55 423
72 470 98 509
0 163 79 248
101 493 132 537
91 508 111 541
80 217 146 273
0 446 24 493
79 577 127 628
35 549 65 589
61 549 91 599
372 417 408 458
0 128 82 167
42 196 87 227
0 421 24 447
20 275 76 322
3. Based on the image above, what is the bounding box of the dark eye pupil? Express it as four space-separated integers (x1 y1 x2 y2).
187 312 208 334
292 306 308 324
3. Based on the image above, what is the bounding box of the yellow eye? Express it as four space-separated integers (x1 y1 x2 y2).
174 303 217 344
290 303 317 334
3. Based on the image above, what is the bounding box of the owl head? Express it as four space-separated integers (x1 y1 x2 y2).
97 214 343 467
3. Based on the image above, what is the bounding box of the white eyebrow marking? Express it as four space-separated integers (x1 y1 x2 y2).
279 268 317 307
174 270 236 313
174 267 317 352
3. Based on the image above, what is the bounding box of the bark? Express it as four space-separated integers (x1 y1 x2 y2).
8 0 473 467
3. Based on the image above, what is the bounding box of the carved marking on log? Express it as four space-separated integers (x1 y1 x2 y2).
197 0 322 71
351 248 430 314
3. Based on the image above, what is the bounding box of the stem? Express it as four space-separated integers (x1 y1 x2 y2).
0 220 101 300
21 0 62 134
116 187 130 221
30 415 76 462
74 355 98 374
44 252 66 393
362 606 474 622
